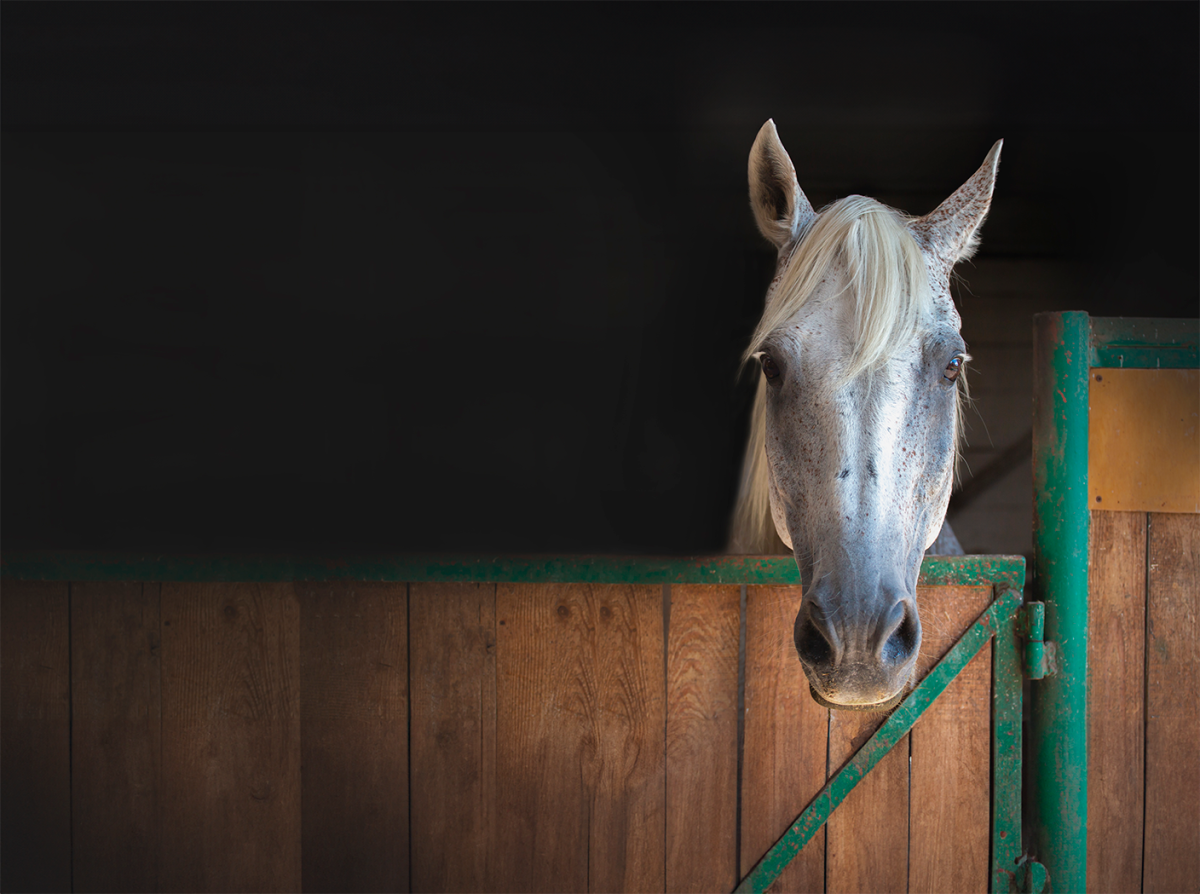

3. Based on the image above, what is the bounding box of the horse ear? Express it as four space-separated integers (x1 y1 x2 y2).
914 140 1003 264
749 120 816 249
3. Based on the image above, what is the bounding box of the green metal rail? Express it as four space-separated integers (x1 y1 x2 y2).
0 551 1024 587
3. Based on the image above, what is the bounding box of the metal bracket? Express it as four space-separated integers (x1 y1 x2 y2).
1017 602 1056 679
1014 857 1049 894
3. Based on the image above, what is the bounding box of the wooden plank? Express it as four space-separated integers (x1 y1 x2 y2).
826 710 908 893
409 582 497 894
0 580 71 894
1086 512 1146 894
299 582 408 893
1144 513 1200 894
493 582 665 893
909 585 994 894
71 581 163 893
741 585 827 893
159 582 302 893
666 584 739 893
1089 368 1200 513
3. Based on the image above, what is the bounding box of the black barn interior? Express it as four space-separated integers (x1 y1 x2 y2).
3 2 1197 560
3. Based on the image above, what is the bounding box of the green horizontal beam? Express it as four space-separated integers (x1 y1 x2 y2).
735 587 1023 894
1090 316 1199 368
0 551 1024 587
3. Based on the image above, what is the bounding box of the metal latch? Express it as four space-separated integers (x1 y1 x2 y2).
1017 602 1056 679
1015 857 1048 894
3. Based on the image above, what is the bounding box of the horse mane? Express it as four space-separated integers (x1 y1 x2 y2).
729 195 966 554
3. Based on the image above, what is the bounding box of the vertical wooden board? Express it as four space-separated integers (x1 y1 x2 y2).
826 716 908 894
666 584 740 893
1085 512 1146 894
409 582 496 894
741 586 827 894
493 582 664 894
71 581 163 893
1144 513 1200 894
0 580 71 894
909 585 994 894
159 582 302 893
300 582 408 894
587 583 666 894
493 581 590 894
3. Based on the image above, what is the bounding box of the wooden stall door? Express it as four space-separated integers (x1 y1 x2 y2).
2 568 1007 894
1086 364 1200 894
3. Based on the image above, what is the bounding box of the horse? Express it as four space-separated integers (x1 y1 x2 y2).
729 120 1001 710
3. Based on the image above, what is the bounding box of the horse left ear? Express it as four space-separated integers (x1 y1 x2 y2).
913 140 1003 264
748 120 817 249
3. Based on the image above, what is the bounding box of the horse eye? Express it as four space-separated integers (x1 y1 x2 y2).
944 356 963 382
761 355 781 382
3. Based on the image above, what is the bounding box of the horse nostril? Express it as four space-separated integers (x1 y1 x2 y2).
794 600 839 669
881 601 920 666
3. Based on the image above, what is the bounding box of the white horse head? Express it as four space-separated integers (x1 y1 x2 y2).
731 121 1001 710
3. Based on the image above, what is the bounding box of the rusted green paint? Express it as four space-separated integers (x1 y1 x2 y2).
1090 316 1199 369
993 589 1027 891
736 587 1024 894
0 551 1024 586
1018 602 1051 680
1031 311 1091 893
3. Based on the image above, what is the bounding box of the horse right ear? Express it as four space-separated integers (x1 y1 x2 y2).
749 120 816 249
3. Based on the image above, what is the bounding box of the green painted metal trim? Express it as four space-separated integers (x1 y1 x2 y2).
992 589 1026 892
1031 311 1091 893
735 588 1023 894
0 551 1024 587
1089 316 1199 368
1018 602 1051 681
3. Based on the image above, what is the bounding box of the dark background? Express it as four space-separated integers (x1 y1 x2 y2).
3 2 1196 556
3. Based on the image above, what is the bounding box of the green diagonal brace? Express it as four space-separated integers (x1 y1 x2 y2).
735 587 1023 894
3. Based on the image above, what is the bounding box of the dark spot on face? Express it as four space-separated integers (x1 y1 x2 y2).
867 459 877 479
838 469 850 480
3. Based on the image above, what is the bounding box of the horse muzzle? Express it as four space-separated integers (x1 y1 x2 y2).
793 588 921 710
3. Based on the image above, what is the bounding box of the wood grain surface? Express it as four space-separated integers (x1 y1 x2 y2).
741 585 827 894
70 581 163 893
1086 511 1146 894
909 585 994 894
0 580 71 894
666 584 740 893
493 582 665 893
826 710 907 894
159 582 302 893
299 582 408 893
1144 513 1200 894
410 581 498 893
